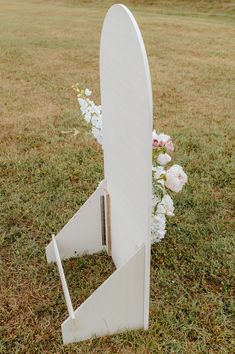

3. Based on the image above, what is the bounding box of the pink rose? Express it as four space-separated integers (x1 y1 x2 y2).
165 139 174 153
158 140 165 147
152 139 159 148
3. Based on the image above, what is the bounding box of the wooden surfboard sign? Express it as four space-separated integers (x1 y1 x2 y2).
46 4 152 344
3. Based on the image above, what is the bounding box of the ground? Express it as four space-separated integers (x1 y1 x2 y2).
0 0 234 353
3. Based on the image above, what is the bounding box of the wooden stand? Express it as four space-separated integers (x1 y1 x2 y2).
46 180 146 344
46 3 152 344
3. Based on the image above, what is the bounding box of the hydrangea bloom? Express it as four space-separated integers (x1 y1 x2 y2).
151 213 166 243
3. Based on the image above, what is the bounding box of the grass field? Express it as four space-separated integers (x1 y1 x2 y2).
0 0 234 353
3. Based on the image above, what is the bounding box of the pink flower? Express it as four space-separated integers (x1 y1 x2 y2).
158 140 165 147
152 139 159 148
152 130 174 153
165 139 174 153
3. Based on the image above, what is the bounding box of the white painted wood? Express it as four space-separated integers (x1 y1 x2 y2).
62 244 145 344
46 180 107 262
100 4 152 328
45 4 153 343
52 236 75 320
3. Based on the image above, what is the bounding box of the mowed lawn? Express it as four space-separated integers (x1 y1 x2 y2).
0 0 234 352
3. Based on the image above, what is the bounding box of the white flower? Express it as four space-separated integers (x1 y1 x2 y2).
152 165 157 173
153 166 166 179
161 194 174 216
92 116 102 129
91 114 98 126
165 164 188 193
96 120 103 129
153 166 166 186
151 213 166 243
84 112 91 123
85 88 92 96
78 97 87 108
80 107 88 115
87 100 96 113
152 130 171 143
157 153 171 166
156 203 165 214
75 88 188 245
93 105 102 115
152 129 158 140
157 133 171 143
92 126 103 145
152 193 161 208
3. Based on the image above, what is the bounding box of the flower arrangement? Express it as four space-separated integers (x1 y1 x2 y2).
72 84 188 243
151 131 187 242
72 84 103 145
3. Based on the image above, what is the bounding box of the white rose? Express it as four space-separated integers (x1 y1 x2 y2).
85 88 92 96
157 153 171 166
157 133 171 143
161 194 174 216
165 165 188 193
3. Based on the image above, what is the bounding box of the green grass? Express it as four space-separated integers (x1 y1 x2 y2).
0 0 234 352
